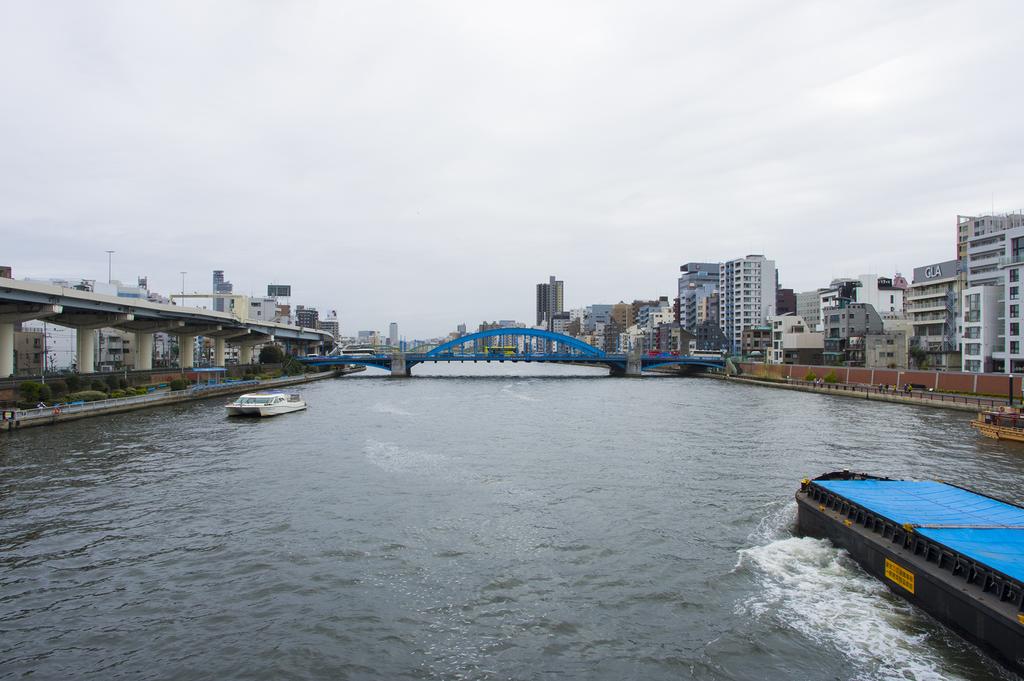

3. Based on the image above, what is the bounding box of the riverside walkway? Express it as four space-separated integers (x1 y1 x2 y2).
718 374 1007 412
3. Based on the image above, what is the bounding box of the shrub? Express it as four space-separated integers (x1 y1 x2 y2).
37 384 52 403
90 379 108 392
66 390 108 403
169 378 188 391
803 371 817 382
48 379 68 397
65 374 82 392
110 390 125 399
259 344 285 364
118 377 129 389
824 370 839 384
105 374 119 391
19 382 42 402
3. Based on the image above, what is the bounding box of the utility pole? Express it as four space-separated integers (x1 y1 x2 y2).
180 271 187 295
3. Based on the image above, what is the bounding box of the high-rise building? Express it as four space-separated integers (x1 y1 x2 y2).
908 260 961 371
535 275 564 329
678 262 720 333
719 255 777 353
318 311 340 340
960 221 1024 373
388 322 398 347
212 270 233 312
796 290 826 330
957 213 1024 264
296 305 319 329
776 287 796 316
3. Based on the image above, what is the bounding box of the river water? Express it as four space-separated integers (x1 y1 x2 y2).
2 365 1023 681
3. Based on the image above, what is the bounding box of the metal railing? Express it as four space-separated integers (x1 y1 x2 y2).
786 379 1005 409
5 378 270 423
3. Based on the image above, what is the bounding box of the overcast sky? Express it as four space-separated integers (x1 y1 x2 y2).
2 1 1022 338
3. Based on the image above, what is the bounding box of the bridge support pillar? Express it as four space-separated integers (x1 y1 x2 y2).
76 329 96 374
236 341 258 366
625 348 642 377
0 322 13 378
134 332 154 370
214 337 226 367
390 352 409 377
177 334 195 369
0 304 64 376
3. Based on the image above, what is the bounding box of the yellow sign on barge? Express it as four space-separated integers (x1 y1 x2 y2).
971 406 1024 441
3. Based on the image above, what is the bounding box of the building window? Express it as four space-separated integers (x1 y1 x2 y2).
1013 287 1020 301
966 343 981 356
966 360 981 372
1013 323 1020 337
1013 341 1021 355
1012 269 1021 283
1012 305 1020 318
964 327 980 339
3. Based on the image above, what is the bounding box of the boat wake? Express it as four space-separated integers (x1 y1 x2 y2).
370 402 415 416
737 536 965 681
500 382 540 401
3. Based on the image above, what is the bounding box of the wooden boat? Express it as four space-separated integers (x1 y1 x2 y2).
971 406 1024 441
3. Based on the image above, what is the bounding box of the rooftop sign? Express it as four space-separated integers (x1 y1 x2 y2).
912 260 960 283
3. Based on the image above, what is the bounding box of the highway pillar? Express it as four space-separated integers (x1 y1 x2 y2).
0 322 13 378
77 329 96 374
178 334 195 368
134 332 154 370
236 341 257 366
214 337 226 366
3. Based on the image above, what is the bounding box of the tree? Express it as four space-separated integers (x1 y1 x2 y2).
909 345 928 370
259 344 285 364
19 381 42 403
48 379 68 397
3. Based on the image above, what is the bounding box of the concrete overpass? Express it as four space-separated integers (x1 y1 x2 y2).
0 277 333 376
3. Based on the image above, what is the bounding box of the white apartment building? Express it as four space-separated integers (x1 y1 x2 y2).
769 314 824 365
248 297 280 322
907 260 961 370
719 255 777 353
960 222 1024 372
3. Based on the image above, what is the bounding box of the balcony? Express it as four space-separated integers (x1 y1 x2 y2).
999 254 1024 268
905 302 948 313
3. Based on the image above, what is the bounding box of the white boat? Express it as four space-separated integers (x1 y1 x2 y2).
226 391 307 417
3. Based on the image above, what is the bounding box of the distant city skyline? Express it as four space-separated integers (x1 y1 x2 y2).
2 3 1022 337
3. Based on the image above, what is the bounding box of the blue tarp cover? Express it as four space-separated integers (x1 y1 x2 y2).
816 480 1024 582
915 527 1024 583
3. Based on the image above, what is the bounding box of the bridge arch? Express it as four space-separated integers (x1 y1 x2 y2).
426 328 606 357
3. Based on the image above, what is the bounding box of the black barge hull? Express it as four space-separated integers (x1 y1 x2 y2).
795 472 1024 677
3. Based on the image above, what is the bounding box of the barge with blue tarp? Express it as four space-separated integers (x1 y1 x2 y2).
795 471 1024 676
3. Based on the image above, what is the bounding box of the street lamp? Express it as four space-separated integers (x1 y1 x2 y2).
105 250 114 283
180 271 187 295
1010 373 1015 408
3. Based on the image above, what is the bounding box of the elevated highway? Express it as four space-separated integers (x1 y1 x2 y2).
0 277 332 376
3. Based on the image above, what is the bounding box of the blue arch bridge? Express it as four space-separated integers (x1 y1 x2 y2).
299 328 726 377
